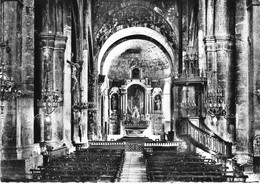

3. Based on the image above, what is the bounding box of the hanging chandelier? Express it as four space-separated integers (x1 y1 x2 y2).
72 101 88 112
72 87 88 112
37 88 62 115
179 99 198 116
205 87 226 117
37 59 62 115
0 62 22 114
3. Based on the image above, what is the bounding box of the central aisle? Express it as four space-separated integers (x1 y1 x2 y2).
119 151 148 182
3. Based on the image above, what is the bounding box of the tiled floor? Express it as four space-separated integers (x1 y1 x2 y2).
120 151 148 182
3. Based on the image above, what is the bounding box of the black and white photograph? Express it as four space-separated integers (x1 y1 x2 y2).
0 0 260 183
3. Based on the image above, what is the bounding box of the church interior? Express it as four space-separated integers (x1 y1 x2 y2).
1 0 260 182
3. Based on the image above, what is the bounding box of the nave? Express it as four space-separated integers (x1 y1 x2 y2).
2 0 260 182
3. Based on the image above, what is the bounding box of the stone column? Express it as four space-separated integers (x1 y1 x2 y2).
81 48 89 143
52 34 67 146
1 0 43 179
215 0 235 142
206 0 215 36
251 0 260 137
205 0 216 94
234 0 260 167
204 0 222 138
121 88 127 114
104 89 109 135
198 0 206 73
38 33 55 144
204 36 215 92
1 0 24 160
63 25 72 147
146 88 152 114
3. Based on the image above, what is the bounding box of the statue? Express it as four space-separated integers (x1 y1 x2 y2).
67 60 81 105
132 106 140 119
111 95 118 111
154 95 162 111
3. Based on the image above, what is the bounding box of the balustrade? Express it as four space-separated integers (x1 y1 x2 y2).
176 118 232 157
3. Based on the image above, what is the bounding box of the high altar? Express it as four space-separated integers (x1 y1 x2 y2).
100 66 170 141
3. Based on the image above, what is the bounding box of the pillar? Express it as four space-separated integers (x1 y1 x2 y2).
251 0 260 151
1 0 43 179
63 6 72 147
1 0 26 160
104 89 109 136
198 0 206 73
121 88 127 115
38 33 55 144
52 34 67 146
206 0 215 36
234 0 260 167
146 88 152 115
215 0 235 142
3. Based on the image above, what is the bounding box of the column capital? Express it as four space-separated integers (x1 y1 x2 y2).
215 35 234 42
215 35 234 52
204 35 215 42
54 34 67 50
38 33 55 48
204 37 215 52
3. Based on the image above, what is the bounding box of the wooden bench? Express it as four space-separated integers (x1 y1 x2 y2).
60 174 99 182
224 172 248 182
32 148 125 182
30 169 42 180
149 174 226 182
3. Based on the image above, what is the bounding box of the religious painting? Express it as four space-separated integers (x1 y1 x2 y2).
127 84 145 118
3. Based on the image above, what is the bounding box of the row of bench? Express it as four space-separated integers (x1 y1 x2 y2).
143 150 248 182
30 148 125 182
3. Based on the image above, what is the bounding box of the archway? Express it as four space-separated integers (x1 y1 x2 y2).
97 27 176 141
98 27 177 76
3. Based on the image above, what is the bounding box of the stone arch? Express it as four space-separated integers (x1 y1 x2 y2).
98 27 176 76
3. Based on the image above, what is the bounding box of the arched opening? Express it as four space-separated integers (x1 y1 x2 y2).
97 26 175 141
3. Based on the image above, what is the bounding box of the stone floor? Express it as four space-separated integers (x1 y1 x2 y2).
120 151 148 182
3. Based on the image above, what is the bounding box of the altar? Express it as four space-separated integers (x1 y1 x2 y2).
101 66 171 141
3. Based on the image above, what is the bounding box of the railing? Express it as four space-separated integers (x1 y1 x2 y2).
144 142 183 147
89 141 126 150
89 141 126 146
176 118 232 157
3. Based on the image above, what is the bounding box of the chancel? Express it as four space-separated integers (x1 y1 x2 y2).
1 0 260 182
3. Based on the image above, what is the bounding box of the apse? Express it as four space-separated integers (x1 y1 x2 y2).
104 39 171 80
